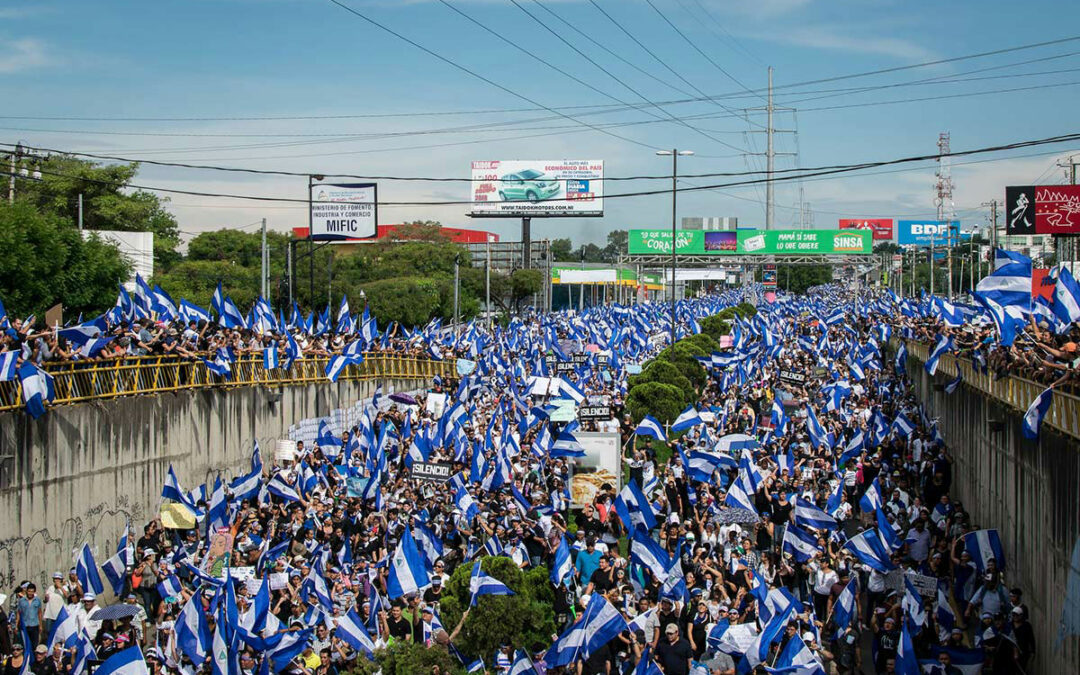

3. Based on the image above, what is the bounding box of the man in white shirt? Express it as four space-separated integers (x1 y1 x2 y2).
73 594 103 640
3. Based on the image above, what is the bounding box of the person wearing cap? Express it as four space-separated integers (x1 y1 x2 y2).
654 623 692 675
5 640 27 675
966 572 1009 620
29 644 50 675
72 593 102 641
1009 604 1035 670
871 610 900 674
41 574 66 647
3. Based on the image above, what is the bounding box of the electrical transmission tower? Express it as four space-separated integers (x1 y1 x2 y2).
934 132 956 296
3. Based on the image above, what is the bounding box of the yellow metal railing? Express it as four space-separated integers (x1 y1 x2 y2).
0 353 455 413
903 339 1080 439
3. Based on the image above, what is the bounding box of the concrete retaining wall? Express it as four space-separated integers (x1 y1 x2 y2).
907 360 1080 674
0 378 422 592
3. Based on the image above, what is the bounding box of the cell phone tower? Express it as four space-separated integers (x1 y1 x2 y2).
934 132 956 296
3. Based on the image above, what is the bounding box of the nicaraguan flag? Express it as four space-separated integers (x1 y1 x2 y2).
961 529 1006 573
93 646 149 675
671 405 704 433
560 377 586 404
179 299 212 324
101 527 132 596
782 523 822 562
770 399 789 437
18 361 55 419
57 316 107 345
936 586 957 635
544 594 628 667
902 575 927 627
75 543 105 596
924 333 951 376
895 342 908 374
945 370 963 394
550 536 573 587
737 604 794 675
509 650 539 675
1022 386 1053 440
334 608 376 656
469 560 515 606
793 497 837 531
46 606 78 651
805 404 829 449
976 249 1032 309
386 527 431 599
842 529 896 573
831 577 858 638
860 478 883 513
550 432 586 458
0 351 17 381
972 291 1018 346
613 479 657 533
894 620 918 675
263 344 279 370
266 473 302 502
630 529 671 582
1051 263 1080 330
634 415 667 441
891 412 916 439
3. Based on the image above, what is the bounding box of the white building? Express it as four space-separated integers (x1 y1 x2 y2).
81 230 154 291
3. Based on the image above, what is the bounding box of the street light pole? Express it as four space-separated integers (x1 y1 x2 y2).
656 149 693 347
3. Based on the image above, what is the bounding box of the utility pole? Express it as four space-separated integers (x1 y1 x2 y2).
929 231 935 295
766 66 775 229
486 234 492 330
579 248 585 312
453 254 460 325
1057 156 1079 270
934 132 955 298
260 217 268 299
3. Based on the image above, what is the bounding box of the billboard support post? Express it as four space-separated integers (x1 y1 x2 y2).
522 217 531 269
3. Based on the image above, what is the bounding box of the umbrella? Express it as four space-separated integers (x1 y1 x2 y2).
92 603 144 621
389 393 417 405
714 507 761 525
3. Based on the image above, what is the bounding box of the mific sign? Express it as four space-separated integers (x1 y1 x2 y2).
309 182 377 241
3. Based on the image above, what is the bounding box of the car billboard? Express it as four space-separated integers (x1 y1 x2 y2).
309 183 377 241
627 229 871 255
896 220 962 246
469 160 603 217
839 218 893 240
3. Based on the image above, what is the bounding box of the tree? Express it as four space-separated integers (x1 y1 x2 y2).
549 238 573 262
385 220 451 242
873 242 902 255
625 382 686 424
348 641 463 675
0 200 130 317
437 557 556 661
362 277 444 327
15 155 182 271
510 269 543 310
152 259 261 310
603 229 628 262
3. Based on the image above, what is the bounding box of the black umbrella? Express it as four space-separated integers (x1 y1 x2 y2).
714 507 761 525
92 603 143 621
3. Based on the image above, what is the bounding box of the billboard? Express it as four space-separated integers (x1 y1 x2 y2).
469 160 604 217
1005 185 1036 235
1035 185 1080 234
627 229 872 255
839 218 894 240
896 220 961 246
309 183 377 241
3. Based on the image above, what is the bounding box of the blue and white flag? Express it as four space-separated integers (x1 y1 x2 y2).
0 351 17 381
782 523 822 562
101 526 132 596
175 594 212 666
859 478 883 513
895 620 919 675
1022 386 1053 440
842 530 896 573
386 527 431 599
935 586 957 636
550 432 586 458
560 378 586 404
738 604 794 675
57 317 107 345
891 413 916 439
551 536 573 587
924 333 951 376
613 479 657 533
633 645 664 675
75 543 105 596
895 342 908 374
670 405 704 433
944 370 963 394
93 646 148 675
455 486 480 523
544 594 628 667
334 609 376 656
263 344 280 370
902 576 927 627
18 361 55 419
919 647 984 675
831 577 858 638
793 497 838 531
634 415 667 441
976 249 1032 310
630 529 672 582
509 650 539 675
764 635 825 675
804 405 829 449
1051 263 1080 330
266 473 302 503
961 529 1006 573
179 299 212 324
469 561 515 606
46 606 78 651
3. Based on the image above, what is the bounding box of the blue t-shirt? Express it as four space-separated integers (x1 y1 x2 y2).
17 596 41 627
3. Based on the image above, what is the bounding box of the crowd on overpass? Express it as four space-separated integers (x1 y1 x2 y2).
1 270 1061 675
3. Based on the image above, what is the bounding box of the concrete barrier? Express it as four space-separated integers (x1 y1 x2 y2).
905 348 1080 673
0 377 424 593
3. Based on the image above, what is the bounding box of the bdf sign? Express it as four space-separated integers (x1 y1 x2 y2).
897 220 960 246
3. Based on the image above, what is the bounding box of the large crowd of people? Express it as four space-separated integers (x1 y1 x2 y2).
2 273 1068 675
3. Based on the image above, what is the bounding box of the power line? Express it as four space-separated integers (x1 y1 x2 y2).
684 0 764 66
5 132 1078 207
322 0 664 152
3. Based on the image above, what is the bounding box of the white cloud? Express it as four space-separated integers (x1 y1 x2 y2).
0 37 50 74
759 24 935 61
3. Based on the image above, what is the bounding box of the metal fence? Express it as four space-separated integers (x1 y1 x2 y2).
0 353 454 413
903 339 1080 439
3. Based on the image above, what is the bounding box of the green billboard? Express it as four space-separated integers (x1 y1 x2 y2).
627 229 872 255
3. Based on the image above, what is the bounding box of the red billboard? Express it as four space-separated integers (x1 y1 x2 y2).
839 218 893 240
1035 185 1080 234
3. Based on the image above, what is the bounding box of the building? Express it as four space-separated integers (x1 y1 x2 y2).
289 224 498 244
81 230 154 292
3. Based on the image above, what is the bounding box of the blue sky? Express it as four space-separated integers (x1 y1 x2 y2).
2 0 1079 245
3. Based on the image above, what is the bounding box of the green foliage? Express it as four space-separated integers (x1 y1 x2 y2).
0 201 130 317
734 302 757 318
15 155 182 271
685 332 721 354
550 238 573 262
438 557 556 661
699 314 732 341
510 269 543 308
345 641 463 675
773 265 832 294
625 381 687 424
362 277 444 327
652 342 707 389
186 229 292 269
628 360 694 405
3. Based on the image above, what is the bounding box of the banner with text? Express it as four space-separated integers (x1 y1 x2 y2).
839 218 894 240
309 183 377 241
470 160 604 217
628 229 872 255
